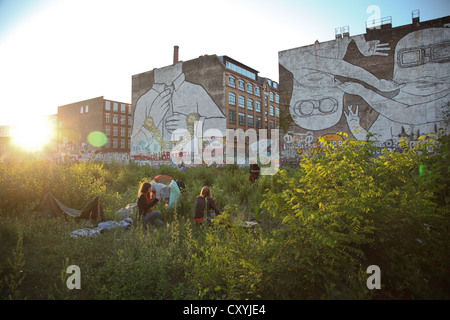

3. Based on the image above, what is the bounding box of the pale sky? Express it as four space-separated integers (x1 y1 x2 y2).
0 0 449 126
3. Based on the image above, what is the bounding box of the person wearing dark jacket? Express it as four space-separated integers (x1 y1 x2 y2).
137 182 163 227
249 163 260 183
194 186 221 223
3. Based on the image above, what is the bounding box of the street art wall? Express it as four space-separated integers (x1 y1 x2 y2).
131 57 227 162
279 17 450 158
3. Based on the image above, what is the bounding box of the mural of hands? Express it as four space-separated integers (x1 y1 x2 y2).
165 112 186 135
344 105 361 126
150 86 174 128
344 105 369 140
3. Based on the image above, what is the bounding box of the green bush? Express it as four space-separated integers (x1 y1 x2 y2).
0 133 448 300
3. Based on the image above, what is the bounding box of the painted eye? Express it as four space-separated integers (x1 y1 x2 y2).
319 98 337 113
294 101 314 116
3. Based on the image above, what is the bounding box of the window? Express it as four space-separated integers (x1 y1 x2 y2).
247 98 253 111
225 61 256 80
121 127 125 137
113 102 118 112
85 105 89 113
80 106 84 113
229 110 236 124
113 127 118 136
229 92 236 105
120 115 126 125
276 107 280 117
105 113 111 123
257 117 262 129
270 120 274 129
239 112 245 126
275 94 279 103
247 83 253 94
255 101 261 113
112 138 118 149
270 105 274 116
229 75 236 88
105 138 110 148
255 86 261 97
105 126 110 136
265 97 268 106
120 139 126 149
238 95 245 108
270 92 274 102
247 114 254 127
238 79 245 91
105 101 111 111
113 114 118 124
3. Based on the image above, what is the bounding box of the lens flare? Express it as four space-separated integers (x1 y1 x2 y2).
87 131 107 147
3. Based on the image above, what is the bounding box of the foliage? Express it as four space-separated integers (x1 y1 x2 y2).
0 133 449 299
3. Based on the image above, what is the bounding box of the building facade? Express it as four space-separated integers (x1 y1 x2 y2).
58 96 132 155
279 13 450 159
221 56 280 134
131 49 279 163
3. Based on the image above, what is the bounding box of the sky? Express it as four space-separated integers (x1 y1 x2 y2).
0 0 449 126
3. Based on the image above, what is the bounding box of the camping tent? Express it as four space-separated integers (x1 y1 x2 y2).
150 175 181 208
37 192 106 225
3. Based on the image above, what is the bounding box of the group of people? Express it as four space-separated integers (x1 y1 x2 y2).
137 165 261 228
137 182 221 229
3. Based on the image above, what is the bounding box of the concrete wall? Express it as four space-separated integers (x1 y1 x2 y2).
279 16 450 158
131 55 227 159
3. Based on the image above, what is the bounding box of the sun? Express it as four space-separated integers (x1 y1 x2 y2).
11 116 53 152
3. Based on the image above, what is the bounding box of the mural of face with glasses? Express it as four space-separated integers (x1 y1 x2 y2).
290 72 344 130
394 28 450 97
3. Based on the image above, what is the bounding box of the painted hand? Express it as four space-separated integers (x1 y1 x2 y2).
344 105 361 127
150 87 173 128
165 112 187 135
344 105 368 140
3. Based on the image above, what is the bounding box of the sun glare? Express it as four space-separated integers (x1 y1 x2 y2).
12 116 53 152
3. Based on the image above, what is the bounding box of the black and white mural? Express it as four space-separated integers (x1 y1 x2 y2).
279 24 450 157
131 62 226 160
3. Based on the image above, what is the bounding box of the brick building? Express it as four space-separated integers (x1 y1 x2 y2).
221 55 280 134
58 96 132 154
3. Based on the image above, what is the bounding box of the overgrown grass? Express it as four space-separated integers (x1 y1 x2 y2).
1 134 449 300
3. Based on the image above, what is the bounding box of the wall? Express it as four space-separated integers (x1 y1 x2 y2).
279 16 450 158
131 55 227 161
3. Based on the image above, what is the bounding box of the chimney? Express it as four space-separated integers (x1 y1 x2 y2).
173 45 179 65
412 9 420 27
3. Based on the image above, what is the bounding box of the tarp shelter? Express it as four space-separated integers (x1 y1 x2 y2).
150 175 181 208
37 192 106 225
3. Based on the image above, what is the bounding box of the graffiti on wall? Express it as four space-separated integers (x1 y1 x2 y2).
279 26 450 156
131 62 226 158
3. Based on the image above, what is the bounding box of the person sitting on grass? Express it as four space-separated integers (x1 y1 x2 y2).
137 182 164 228
194 186 221 223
